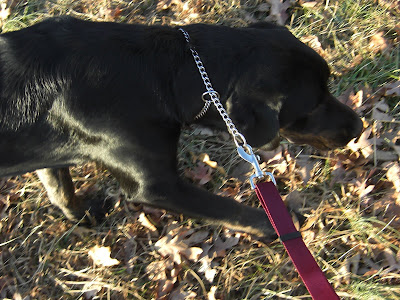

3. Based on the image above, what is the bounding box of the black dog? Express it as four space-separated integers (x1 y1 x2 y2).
0 17 362 238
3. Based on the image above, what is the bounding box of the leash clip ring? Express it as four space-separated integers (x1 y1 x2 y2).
237 144 276 189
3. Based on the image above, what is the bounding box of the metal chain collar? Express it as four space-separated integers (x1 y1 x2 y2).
179 28 275 188
179 28 246 148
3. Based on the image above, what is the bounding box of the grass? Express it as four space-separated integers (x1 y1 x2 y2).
0 0 399 299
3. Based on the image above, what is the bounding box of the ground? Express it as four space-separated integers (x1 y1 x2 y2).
0 0 399 299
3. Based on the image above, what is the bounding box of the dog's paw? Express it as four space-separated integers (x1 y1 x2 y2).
221 207 278 242
60 195 113 226
81 196 113 226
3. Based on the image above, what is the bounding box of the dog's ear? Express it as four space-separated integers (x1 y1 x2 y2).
228 95 280 149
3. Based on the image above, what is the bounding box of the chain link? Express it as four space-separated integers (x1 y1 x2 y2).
179 28 247 147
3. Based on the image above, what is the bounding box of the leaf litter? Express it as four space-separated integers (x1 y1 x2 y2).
0 0 400 299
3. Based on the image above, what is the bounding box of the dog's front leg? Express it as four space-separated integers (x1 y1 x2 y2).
142 179 276 239
36 167 80 220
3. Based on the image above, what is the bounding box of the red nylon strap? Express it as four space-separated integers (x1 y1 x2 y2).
255 181 339 300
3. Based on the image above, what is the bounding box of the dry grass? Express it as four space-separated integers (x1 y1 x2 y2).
0 0 400 299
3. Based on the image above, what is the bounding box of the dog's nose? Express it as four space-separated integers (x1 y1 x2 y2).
349 117 363 139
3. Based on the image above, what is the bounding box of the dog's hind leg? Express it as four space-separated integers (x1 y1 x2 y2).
36 167 109 223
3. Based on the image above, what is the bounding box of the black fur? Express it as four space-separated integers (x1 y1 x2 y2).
0 17 362 238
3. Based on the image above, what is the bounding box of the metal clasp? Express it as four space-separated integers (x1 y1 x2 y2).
237 144 276 189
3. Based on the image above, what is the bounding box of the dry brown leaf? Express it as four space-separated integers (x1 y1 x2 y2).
219 184 242 198
347 127 374 158
295 156 315 184
156 279 175 300
338 89 368 115
155 226 205 265
382 129 400 158
265 0 291 25
124 237 138 274
284 190 305 211
258 146 283 164
181 246 203 261
209 233 240 258
384 80 400 96
199 153 218 168
368 193 400 230
258 147 287 174
387 162 400 193
184 162 213 185
197 233 240 284
192 126 214 136
198 153 226 175
199 244 217 282
301 35 324 55
368 31 391 53
0 194 9 219
299 1 318 8
146 260 169 281
208 286 219 300
348 90 364 109
338 254 361 284
183 230 209 246
138 212 158 233
375 150 398 162
170 287 197 300
83 283 102 299
157 0 183 11
372 100 393 124
0 2 10 22
88 246 120 267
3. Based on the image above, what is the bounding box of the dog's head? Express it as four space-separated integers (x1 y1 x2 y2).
225 23 363 151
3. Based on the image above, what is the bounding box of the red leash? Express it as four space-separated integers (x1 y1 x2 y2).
255 181 339 299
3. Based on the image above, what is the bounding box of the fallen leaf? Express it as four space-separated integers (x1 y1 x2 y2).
387 163 400 193
300 1 318 8
209 233 240 258
183 230 209 246
296 156 315 184
384 80 400 96
184 162 213 185
0 3 10 22
170 286 197 300
265 0 291 25
138 212 158 233
372 99 393 123
156 279 175 300
284 190 305 211
83 283 102 299
88 246 120 267
208 286 219 300
348 90 364 109
157 0 183 11
368 31 391 53
154 226 204 265
192 126 214 136
199 244 218 282
146 260 169 281
301 35 324 55
0 194 9 219
382 129 400 158
124 237 138 274
347 127 374 158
